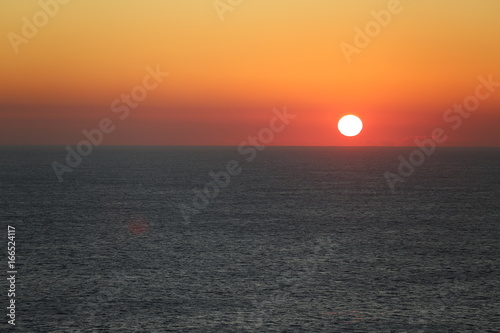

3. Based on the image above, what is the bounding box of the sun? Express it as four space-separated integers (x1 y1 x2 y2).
338 115 363 137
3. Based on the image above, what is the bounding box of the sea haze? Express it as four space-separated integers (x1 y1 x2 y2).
1 146 499 332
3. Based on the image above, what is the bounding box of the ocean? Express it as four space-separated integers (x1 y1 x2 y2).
1 146 499 332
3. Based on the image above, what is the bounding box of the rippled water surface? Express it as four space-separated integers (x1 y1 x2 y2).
1 146 499 332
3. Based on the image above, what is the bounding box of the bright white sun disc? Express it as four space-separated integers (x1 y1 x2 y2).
338 115 363 137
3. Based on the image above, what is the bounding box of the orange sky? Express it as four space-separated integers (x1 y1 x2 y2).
1 0 499 146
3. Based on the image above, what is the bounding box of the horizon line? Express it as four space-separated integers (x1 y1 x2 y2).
1 144 500 148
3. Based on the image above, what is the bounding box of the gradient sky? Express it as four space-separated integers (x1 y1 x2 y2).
1 0 499 146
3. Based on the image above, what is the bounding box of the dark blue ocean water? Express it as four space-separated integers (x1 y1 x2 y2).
1 146 499 332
